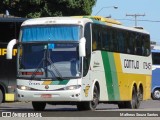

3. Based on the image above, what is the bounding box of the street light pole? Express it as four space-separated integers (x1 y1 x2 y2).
95 6 118 16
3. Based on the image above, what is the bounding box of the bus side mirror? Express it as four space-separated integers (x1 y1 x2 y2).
6 39 17 59
79 37 86 57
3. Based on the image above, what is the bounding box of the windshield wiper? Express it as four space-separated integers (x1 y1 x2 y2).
31 47 63 80
46 49 63 80
30 57 44 80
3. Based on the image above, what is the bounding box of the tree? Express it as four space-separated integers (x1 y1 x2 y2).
0 0 97 18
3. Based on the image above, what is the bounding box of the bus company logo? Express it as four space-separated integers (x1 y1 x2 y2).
93 61 100 68
2 112 12 117
45 85 49 89
29 80 40 85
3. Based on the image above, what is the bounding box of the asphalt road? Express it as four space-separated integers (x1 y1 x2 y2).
0 100 160 119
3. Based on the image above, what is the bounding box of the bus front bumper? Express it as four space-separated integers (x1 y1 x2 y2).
17 89 81 102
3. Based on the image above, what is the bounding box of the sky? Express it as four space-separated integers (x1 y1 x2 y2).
91 0 160 43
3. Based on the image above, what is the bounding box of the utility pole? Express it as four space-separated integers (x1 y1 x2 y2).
126 14 145 26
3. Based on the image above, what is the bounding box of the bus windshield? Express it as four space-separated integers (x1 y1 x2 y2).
18 43 80 79
21 25 81 42
18 25 82 80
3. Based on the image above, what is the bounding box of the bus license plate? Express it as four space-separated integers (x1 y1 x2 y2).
41 94 52 98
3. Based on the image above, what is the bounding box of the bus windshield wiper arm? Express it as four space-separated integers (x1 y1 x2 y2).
30 48 63 80
46 49 63 80
30 58 44 80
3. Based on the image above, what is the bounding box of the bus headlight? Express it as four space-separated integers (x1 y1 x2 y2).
65 85 81 90
17 85 31 90
58 85 81 90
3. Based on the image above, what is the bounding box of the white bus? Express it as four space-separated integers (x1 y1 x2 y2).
7 16 152 111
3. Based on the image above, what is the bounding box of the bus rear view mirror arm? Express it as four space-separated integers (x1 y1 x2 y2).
6 39 17 59
79 37 86 57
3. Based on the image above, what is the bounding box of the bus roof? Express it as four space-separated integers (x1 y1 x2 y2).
152 49 160 53
21 17 92 26
74 16 122 25
21 16 121 26
21 16 149 34
151 45 160 53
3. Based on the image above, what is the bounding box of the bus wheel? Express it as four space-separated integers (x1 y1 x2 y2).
118 102 127 109
126 87 140 109
152 89 160 100
77 85 99 111
138 87 143 101
32 102 46 111
0 90 3 104
90 85 99 110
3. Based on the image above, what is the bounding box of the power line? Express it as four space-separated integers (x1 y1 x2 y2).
116 18 160 23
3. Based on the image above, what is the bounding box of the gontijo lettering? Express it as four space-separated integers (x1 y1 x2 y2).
124 59 139 69
0 48 17 56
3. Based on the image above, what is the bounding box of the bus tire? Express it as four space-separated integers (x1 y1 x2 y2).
151 89 160 100
126 87 140 109
77 85 99 111
0 90 3 104
118 102 127 109
138 87 143 101
32 102 46 111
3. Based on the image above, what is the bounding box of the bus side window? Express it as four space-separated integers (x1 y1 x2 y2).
118 30 125 53
101 31 109 50
141 36 145 56
97 31 101 49
135 33 142 55
133 33 137 55
143 35 150 56
112 29 118 52
108 28 114 52
92 24 101 51
92 33 97 50
129 33 134 54
124 31 130 54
